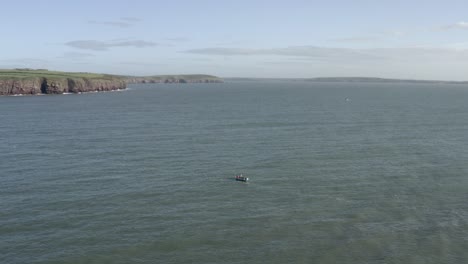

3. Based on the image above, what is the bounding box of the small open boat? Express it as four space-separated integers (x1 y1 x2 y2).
235 174 249 182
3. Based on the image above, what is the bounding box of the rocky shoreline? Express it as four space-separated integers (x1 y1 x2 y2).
0 69 223 96
0 77 126 95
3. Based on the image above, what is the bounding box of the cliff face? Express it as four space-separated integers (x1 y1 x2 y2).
0 69 223 96
41 78 126 94
0 78 43 95
0 77 126 96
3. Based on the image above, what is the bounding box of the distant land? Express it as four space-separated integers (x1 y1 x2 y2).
3 70 467 96
305 77 468 84
226 77 468 84
0 69 223 96
125 74 222 85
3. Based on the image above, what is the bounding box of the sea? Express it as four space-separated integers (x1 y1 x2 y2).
2 81 468 264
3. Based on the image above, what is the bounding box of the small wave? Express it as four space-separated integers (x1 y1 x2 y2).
8 93 44 96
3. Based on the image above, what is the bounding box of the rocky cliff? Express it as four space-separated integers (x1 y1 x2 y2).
0 69 127 96
0 77 126 95
0 69 223 96
0 77 43 95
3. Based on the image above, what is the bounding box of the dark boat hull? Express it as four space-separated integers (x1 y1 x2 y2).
235 177 248 182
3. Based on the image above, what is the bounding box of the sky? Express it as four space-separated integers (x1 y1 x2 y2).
1 0 468 80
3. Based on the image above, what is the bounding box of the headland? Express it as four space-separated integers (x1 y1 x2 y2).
0 69 223 96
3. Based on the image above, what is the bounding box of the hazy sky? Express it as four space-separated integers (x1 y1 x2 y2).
1 0 468 80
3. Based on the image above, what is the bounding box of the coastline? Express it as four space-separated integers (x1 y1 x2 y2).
5 88 129 97
0 69 223 96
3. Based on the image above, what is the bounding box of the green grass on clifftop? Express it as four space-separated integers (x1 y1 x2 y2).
0 69 222 81
0 69 119 80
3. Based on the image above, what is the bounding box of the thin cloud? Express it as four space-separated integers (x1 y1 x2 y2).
215 40 245 46
88 17 142 28
57 52 95 59
120 17 141 22
440 21 468 30
65 40 158 51
120 61 167 67
331 30 407 43
88 20 132 28
0 58 50 69
166 37 190 42
455 21 468 28
1 58 50 64
186 47 259 55
184 45 468 63
380 30 407 36
444 42 468 50
184 46 382 60
330 36 380 42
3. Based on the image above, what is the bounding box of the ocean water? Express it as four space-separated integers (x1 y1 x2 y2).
2 81 468 263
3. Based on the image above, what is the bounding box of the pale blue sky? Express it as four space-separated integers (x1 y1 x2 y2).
2 0 468 80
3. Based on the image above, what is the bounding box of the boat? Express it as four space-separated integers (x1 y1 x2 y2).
235 174 249 182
